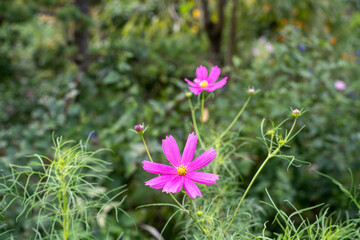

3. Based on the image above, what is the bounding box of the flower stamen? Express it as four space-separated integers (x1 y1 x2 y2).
177 166 187 176
200 81 208 88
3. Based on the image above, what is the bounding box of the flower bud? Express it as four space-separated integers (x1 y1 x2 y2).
292 109 301 118
196 210 203 216
267 130 274 135
278 139 285 146
134 124 144 134
248 88 255 95
185 92 193 98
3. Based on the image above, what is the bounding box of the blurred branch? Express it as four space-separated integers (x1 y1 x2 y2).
225 0 238 67
74 0 90 73
199 0 227 65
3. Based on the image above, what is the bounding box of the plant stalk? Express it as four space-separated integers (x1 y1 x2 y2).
211 96 252 147
201 92 205 131
187 98 206 150
223 118 298 235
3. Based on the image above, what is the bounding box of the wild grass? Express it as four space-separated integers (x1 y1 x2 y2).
0 136 127 239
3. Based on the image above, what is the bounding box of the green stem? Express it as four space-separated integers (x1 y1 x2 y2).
201 92 205 131
188 196 210 238
223 154 271 235
62 187 68 240
211 96 252 148
187 98 206 150
223 118 298 235
269 133 274 154
141 135 153 162
59 173 69 240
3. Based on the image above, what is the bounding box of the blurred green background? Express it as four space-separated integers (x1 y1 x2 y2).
1 0 360 239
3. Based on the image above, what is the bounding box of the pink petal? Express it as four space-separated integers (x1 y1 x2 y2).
196 65 208 80
187 148 217 172
183 177 202 198
184 78 197 87
142 161 177 175
208 66 221 84
181 132 198 167
145 175 177 189
162 176 184 193
162 135 181 167
186 172 219 185
205 77 227 92
189 86 203 95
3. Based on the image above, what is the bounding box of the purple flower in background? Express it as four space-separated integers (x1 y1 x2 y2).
348 92 356 99
26 91 34 99
265 42 274 53
87 131 97 138
334 80 346 91
357 59 360 64
355 49 360 56
308 68 314 74
259 36 267 43
298 44 306 52
252 48 260 56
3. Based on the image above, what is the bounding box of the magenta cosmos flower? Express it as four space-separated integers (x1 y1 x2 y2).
185 65 227 95
142 132 219 198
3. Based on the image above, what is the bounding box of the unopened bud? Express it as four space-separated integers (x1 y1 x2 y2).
248 88 255 95
196 210 203 216
267 130 274 135
292 109 301 118
185 92 193 98
134 124 144 134
278 139 285 146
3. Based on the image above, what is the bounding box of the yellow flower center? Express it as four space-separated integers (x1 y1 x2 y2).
200 81 208 88
177 166 187 176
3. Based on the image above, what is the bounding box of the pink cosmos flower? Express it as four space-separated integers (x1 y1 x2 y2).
185 66 227 95
334 80 346 91
142 132 219 198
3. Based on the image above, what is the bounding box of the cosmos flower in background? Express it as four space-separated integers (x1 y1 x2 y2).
298 44 306 52
185 66 228 95
252 48 260 56
334 80 346 91
265 42 274 53
142 133 219 198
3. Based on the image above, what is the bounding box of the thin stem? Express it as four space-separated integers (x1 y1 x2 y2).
62 187 68 240
169 193 188 213
141 135 153 162
201 92 205 131
269 133 274 154
211 96 252 147
188 98 206 150
284 118 298 142
223 118 298 235
223 154 271 235
188 196 210 238
58 171 69 240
